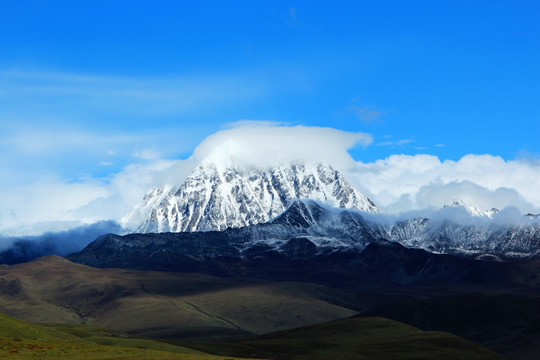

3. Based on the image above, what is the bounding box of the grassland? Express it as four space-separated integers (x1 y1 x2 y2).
0 312 260 359
178 317 505 360
0 255 356 339
0 255 519 359
0 311 503 360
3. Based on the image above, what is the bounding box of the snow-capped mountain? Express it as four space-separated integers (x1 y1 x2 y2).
122 161 380 233
115 160 540 261
381 214 540 258
444 199 499 217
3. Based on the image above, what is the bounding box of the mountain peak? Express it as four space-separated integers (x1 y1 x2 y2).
444 198 499 217
122 161 380 233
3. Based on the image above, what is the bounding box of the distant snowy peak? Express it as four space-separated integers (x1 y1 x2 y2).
123 161 380 233
444 198 499 218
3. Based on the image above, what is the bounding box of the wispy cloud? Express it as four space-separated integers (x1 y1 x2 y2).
377 138 415 147
289 8 297 21
0 125 139 156
0 121 203 193
223 120 288 129
348 105 382 123
0 69 265 118
279 7 301 27
132 148 161 161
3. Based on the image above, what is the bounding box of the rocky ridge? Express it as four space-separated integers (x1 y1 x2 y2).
74 200 540 270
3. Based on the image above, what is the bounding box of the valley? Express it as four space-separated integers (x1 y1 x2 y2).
1 245 540 359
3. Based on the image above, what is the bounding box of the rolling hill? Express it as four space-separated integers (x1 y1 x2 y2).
0 311 259 359
0 255 356 340
0 310 503 360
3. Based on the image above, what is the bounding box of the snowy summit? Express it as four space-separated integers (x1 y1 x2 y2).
444 198 499 218
122 160 380 233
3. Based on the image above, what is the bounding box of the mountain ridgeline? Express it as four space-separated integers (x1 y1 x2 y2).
70 160 540 275
70 199 540 279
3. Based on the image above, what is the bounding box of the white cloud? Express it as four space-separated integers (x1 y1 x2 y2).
0 157 191 236
0 179 109 235
191 123 373 171
414 181 533 211
132 148 162 160
71 158 188 223
352 154 540 214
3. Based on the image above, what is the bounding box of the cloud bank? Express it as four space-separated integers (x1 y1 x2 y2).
352 154 540 214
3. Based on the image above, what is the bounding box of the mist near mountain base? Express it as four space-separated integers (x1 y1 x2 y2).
0 220 122 265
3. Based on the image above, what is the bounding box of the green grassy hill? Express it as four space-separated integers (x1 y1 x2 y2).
0 312 260 359
0 311 504 360
0 255 356 340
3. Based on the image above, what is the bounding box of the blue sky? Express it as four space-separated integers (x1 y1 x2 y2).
1 1 540 233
